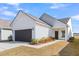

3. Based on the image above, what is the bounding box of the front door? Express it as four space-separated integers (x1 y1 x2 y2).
55 31 58 39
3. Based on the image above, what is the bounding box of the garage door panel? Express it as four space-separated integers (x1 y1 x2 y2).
15 29 32 42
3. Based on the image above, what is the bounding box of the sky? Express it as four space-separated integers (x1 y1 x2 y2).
0 3 79 33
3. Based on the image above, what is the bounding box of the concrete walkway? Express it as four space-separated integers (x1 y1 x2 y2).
0 40 68 52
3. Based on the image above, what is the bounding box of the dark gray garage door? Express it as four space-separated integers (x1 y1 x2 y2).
15 29 32 42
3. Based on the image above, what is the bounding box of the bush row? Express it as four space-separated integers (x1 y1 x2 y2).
31 37 55 45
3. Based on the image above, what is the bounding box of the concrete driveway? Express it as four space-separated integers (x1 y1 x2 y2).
0 42 29 51
0 40 66 52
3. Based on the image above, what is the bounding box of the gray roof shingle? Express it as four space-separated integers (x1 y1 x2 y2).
39 13 56 26
39 13 70 26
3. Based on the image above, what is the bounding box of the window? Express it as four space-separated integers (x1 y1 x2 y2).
61 30 65 38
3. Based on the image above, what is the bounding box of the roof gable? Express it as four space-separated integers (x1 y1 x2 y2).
58 17 70 24
39 13 68 26
39 13 70 26
10 10 50 27
21 11 50 26
11 11 70 28
10 10 36 30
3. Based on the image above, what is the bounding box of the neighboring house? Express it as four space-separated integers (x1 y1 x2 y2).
10 10 73 42
0 19 12 41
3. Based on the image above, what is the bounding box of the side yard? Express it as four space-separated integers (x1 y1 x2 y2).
59 36 79 56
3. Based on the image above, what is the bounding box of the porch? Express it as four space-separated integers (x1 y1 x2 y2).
51 27 67 40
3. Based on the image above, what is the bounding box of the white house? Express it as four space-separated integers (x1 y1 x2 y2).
0 19 12 41
39 13 73 40
10 10 73 42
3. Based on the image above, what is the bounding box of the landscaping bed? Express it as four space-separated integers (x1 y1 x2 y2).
31 37 55 45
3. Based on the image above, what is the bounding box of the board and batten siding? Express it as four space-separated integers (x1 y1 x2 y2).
35 24 52 39
11 12 35 30
11 11 36 40
1 29 12 40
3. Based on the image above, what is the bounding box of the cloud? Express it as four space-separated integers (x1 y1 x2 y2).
7 3 28 12
0 5 16 16
17 7 23 10
0 6 16 20
0 6 9 12
0 3 28 18
50 3 69 9
2 10 16 16
72 15 79 20
7 3 19 7
7 3 22 10
2 7 9 9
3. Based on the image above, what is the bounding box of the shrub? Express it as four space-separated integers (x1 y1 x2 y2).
31 39 39 45
46 37 55 41
39 37 46 43
31 37 55 45
68 37 75 42
39 37 55 43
